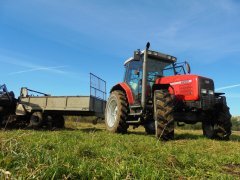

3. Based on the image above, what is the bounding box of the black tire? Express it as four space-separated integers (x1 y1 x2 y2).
144 120 155 134
29 112 43 129
105 90 128 133
154 90 174 140
214 103 232 140
202 104 232 140
0 114 3 127
52 115 65 128
202 120 215 139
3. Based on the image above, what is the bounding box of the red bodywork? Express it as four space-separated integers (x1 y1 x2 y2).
156 74 202 101
112 74 211 105
111 82 135 105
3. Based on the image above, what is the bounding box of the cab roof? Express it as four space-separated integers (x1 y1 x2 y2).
124 50 177 66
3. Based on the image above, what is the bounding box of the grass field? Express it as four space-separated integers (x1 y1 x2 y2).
1 121 240 179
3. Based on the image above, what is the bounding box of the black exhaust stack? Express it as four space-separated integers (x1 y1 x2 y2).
141 42 150 111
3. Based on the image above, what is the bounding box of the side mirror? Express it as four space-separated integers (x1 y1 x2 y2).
185 61 191 74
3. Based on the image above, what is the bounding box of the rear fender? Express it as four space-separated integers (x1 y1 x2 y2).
110 83 134 105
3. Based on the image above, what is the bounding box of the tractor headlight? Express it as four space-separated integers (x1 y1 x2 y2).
208 90 214 95
201 89 207 94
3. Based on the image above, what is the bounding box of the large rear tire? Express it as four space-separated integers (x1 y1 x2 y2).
105 90 128 133
154 90 174 140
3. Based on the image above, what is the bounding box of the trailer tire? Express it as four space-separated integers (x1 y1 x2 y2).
105 90 128 133
154 90 174 140
29 112 43 129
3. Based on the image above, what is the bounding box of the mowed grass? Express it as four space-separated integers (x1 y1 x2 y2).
1 121 240 179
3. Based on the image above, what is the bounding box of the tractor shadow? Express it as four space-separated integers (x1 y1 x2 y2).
174 132 240 141
174 133 203 140
229 133 240 141
74 127 104 133
128 131 204 139
128 131 148 136
128 130 240 142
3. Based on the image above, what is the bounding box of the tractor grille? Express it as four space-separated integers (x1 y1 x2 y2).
199 77 215 110
201 95 215 110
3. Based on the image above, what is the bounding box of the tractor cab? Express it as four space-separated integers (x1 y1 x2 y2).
123 50 190 105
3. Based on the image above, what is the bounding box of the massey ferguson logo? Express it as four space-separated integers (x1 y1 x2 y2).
170 80 192 85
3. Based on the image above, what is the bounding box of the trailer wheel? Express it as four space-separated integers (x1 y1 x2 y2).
52 115 65 128
144 120 155 134
214 103 232 140
29 112 43 129
105 90 128 133
154 90 174 140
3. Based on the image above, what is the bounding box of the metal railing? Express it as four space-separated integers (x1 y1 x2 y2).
90 73 106 101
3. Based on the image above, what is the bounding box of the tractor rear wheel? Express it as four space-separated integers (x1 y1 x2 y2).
154 90 174 140
105 90 128 133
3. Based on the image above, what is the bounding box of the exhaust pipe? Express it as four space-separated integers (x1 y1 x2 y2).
141 42 150 111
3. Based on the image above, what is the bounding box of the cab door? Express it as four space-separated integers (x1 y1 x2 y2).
124 60 143 105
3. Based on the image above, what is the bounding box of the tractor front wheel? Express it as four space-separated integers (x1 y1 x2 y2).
0 114 3 127
214 103 232 140
202 103 232 140
105 90 128 133
144 120 155 134
202 120 215 139
154 89 174 140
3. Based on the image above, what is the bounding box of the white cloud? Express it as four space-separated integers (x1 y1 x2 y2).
0 52 67 75
216 84 240 91
8 65 66 75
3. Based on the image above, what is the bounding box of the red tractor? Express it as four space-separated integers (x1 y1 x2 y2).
105 43 232 140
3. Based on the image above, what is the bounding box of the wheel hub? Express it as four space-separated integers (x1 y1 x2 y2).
107 99 118 128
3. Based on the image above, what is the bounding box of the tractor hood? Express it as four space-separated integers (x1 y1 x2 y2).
155 74 214 101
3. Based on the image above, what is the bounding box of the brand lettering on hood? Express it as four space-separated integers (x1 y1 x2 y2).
170 80 192 85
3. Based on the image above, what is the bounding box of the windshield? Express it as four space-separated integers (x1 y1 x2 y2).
147 58 175 82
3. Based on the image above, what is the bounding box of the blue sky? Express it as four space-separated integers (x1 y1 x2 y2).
0 0 240 115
